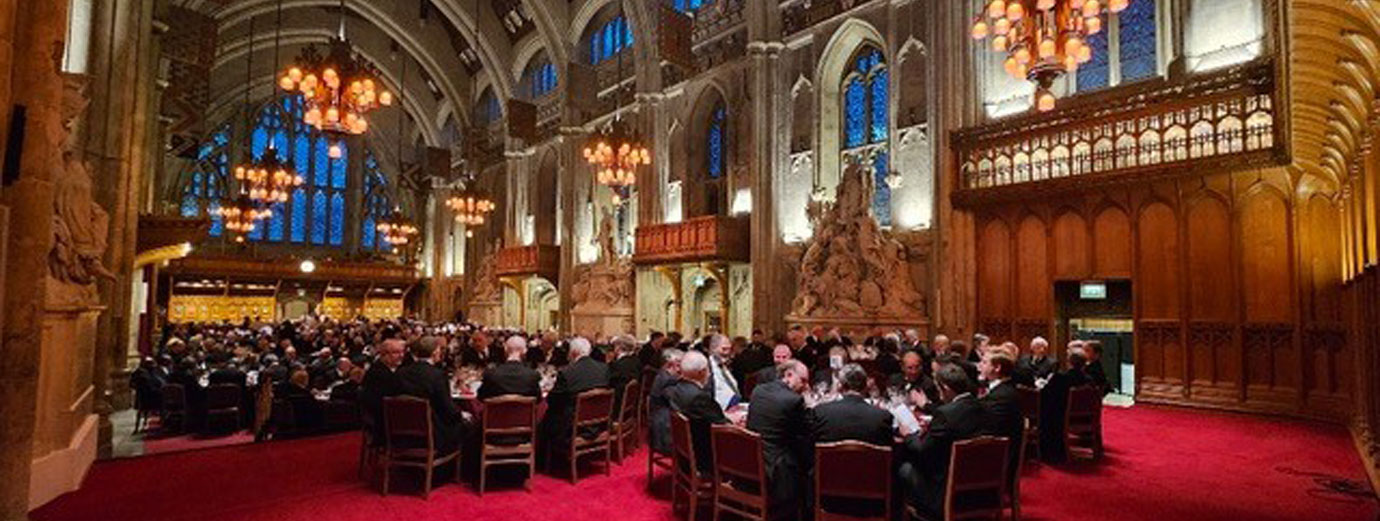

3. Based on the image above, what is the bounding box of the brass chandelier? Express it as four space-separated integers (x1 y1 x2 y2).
278 0 392 158
376 206 419 247
971 0 1132 112
448 177 496 227
216 193 274 242
582 1 649 191
236 0 304 206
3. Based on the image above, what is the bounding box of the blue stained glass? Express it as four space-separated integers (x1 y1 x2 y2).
870 68 889 144
272 132 289 161
291 188 307 243
332 154 347 189
626 22 634 46
329 192 345 245
363 216 376 249
252 127 267 159
604 23 615 59
248 218 265 241
591 32 601 64
208 202 223 237
268 203 284 241
844 76 867 148
213 128 230 147
1119 0 1158 82
294 135 310 174
873 152 892 227
314 139 329 187
1077 25 1110 92
181 193 199 217
197 142 214 160
312 191 327 244
707 105 725 179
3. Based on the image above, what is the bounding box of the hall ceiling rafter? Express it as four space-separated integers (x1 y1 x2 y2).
1289 0 1380 191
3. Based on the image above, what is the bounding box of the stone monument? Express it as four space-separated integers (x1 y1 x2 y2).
467 238 504 327
570 207 635 337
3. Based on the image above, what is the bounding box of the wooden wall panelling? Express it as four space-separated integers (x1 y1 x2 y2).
1016 214 1050 318
1185 192 1237 397
1136 199 1182 392
978 217 1013 335
1238 180 1299 410
1053 209 1091 280
1092 204 1132 278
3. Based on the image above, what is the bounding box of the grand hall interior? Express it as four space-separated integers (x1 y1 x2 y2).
0 0 1378 520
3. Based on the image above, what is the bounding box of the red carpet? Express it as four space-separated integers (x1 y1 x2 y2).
31 405 1378 521
140 432 257 456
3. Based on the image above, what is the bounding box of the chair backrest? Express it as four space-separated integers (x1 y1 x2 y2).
383 396 433 447
206 383 241 410
670 410 699 477
740 372 759 401
1016 385 1040 423
946 436 1010 520
574 388 616 429
1065 385 1101 433
482 395 537 441
710 424 765 486
815 440 893 518
618 380 640 423
162 383 187 410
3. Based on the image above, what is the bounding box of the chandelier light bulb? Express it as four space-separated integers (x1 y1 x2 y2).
988 0 1007 19
1085 15 1102 34
1039 38 1057 59
992 35 1009 52
1014 46 1032 65
1110 0 1129 11
1037 89 1056 112
328 142 343 159
1038 0 1056 10
971 19 989 40
279 76 295 90
994 17 1011 35
1006 2 1025 21
1071 0 1087 8
1083 0 1101 17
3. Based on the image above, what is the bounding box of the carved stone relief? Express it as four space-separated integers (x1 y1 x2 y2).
49 74 114 299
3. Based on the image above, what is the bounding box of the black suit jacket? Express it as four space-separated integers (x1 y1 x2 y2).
1016 354 1057 385
810 394 894 446
732 345 773 386
666 379 728 472
542 357 610 442
609 354 643 409
747 380 811 521
394 362 464 450
903 395 988 513
647 369 680 453
360 363 401 431
478 361 542 401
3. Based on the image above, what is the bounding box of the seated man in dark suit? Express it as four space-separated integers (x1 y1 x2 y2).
647 348 685 454
395 336 468 453
1015 337 1058 386
360 338 406 439
979 346 1023 486
478 335 543 401
538 337 611 458
812 364 894 446
747 359 812 521
329 367 365 402
1038 346 1091 463
753 344 794 384
732 330 773 387
1084 340 1111 394
607 334 643 412
664 350 729 474
897 364 989 518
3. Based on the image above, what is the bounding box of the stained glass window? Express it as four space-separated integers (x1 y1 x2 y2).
1119 0 1158 82
707 103 726 179
840 45 892 227
175 123 230 237
312 191 327 245
589 15 634 64
674 0 706 12
362 152 396 252
291 189 307 242
1077 27 1110 92
476 88 500 124
329 192 345 246
526 58 559 98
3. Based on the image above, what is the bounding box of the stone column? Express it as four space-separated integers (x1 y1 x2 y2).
1 0 70 518
557 126 588 333
747 40 786 334
635 92 666 227
344 134 365 255
933 1 977 336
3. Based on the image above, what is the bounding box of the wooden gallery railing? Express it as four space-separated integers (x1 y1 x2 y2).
495 244 561 282
633 215 750 265
952 59 1283 204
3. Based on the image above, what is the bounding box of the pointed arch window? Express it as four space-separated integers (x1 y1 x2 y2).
840 45 892 227
589 15 634 65
362 152 397 252
476 88 501 124
707 103 727 180
524 58 559 99
178 122 231 237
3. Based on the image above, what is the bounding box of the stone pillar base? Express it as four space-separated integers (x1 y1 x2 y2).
28 413 96 510
571 307 635 338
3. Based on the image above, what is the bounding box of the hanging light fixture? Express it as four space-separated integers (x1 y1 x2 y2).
278 0 391 157
971 0 1133 112
447 173 496 226
583 0 650 191
238 0 304 205
376 206 419 246
217 193 274 243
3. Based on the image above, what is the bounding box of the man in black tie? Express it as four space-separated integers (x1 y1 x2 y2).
979 347 1023 442
648 348 685 454
360 338 406 439
747 359 812 521
812 364 894 446
665 350 729 474
478 335 542 401
539 337 610 459
705 334 742 410
607 334 643 412
1015 337 1057 386
897 364 989 518
732 329 773 385
395 336 467 453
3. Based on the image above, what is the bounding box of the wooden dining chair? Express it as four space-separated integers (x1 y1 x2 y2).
1004 419 1030 521
639 368 658 432
613 379 641 461
551 388 616 484
1015 385 1040 462
907 436 1010 521
204 383 242 434
159 383 187 434
1064 385 1104 461
478 395 539 494
381 396 462 498
815 440 893 521
670 411 714 521
710 424 768 521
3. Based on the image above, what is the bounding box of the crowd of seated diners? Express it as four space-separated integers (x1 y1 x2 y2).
132 317 1111 519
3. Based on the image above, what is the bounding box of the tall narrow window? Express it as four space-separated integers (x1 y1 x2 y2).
707 103 726 180
362 152 396 252
589 15 634 64
177 123 230 236
840 46 892 227
1075 0 1160 93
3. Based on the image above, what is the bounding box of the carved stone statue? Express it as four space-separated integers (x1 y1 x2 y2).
49 74 114 287
790 162 925 319
572 206 634 312
471 239 502 303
